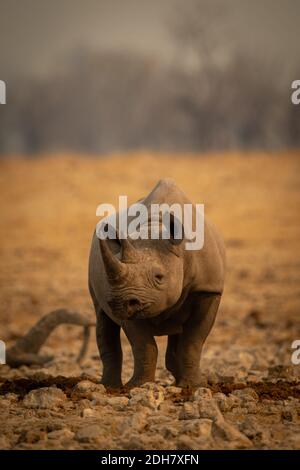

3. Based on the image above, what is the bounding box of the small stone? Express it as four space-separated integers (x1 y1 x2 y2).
75 424 103 443
213 392 236 412
268 365 294 379
71 381 105 399
194 387 213 401
183 418 212 439
122 409 150 433
19 429 47 444
177 435 202 450
179 402 200 420
23 387 67 409
90 392 108 405
160 424 179 439
158 400 178 414
213 419 253 448
239 418 264 440
198 399 223 422
81 408 97 418
119 433 157 450
46 422 64 432
76 399 93 412
205 370 219 385
164 386 182 399
281 409 297 422
243 401 259 414
238 352 255 370
47 429 75 440
4 393 18 403
129 384 164 409
0 398 11 408
232 388 259 403
217 373 235 384
0 436 10 449
107 396 129 410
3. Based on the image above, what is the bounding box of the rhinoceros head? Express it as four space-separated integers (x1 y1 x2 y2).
98 225 185 320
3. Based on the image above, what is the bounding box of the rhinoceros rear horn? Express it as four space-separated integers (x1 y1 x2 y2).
98 237 127 281
120 237 137 263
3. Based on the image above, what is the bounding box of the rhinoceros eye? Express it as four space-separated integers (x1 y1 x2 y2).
153 269 165 284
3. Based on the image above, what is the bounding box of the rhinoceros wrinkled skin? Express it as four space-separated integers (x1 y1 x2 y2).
88 178 225 388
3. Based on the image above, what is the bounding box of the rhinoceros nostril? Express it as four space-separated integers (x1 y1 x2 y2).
127 297 140 308
126 297 141 317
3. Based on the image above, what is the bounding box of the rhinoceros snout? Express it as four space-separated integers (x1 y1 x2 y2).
125 297 142 318
108 296 143 319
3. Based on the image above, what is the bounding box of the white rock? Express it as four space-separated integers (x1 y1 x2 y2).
129 384 164 409
23 387 67 409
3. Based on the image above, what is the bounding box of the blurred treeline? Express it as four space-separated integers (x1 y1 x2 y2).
0 1 299 155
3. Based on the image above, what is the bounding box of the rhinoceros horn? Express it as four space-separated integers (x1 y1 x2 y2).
98 238 127 280
120 237 137 263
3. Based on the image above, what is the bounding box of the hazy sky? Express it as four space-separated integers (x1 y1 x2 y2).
0 0 299 79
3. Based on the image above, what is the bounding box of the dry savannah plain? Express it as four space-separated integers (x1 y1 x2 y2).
0 151 300 450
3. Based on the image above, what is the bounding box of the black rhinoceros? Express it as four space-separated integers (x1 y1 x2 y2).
89 178 225 388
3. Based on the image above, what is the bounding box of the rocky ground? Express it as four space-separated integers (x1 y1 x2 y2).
0 152 300 449
1 337 300 450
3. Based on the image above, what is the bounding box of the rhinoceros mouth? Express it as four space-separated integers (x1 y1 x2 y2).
108 297 156 320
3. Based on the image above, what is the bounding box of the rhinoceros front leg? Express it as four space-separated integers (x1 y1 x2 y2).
176 293 221 388
166 334 181 380
96 309 123 388
123 322 158 388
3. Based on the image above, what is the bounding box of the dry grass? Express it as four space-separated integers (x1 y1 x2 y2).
0 150 299 340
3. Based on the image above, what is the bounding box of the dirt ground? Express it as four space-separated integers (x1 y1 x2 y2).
0 151 300 450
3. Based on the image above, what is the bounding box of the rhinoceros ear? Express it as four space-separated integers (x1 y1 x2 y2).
169 213 184 246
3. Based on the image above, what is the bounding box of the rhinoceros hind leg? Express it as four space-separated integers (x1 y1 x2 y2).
176 293 221 388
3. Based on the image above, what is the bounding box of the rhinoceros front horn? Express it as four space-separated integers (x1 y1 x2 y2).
98 238 127 281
